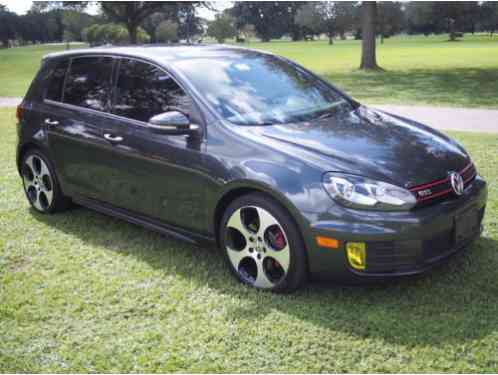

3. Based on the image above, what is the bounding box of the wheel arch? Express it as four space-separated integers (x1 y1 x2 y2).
17 141 45 174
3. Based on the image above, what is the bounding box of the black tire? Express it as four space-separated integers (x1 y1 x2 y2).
21 149 71 214
219 192 307 293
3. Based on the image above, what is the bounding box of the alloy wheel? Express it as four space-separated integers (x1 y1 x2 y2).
225 206 290 289
22 155 54 212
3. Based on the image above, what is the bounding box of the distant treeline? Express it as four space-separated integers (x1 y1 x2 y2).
1 1 497 48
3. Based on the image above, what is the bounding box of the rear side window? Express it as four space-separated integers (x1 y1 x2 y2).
63 56 114 112
114 59 194 123
45 59 69 102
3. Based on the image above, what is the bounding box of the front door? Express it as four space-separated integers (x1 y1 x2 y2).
106 58 210 234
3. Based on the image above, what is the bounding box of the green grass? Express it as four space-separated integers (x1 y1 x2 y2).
0 44 87 98
1 108 498 372
1 35 498 107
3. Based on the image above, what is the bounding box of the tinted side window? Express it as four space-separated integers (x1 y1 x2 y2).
45 59 69 102
114 59 193 123
63 56 114 112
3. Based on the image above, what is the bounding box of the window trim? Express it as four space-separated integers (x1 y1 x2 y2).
60 58 71 103
43 53 207 138
42 58 70 103
60 55 116 114
112 56 206 130
44 98 152 129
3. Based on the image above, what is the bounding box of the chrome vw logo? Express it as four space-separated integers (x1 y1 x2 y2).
450 172 464 196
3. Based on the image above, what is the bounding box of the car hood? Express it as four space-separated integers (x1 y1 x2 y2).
240 106 470 188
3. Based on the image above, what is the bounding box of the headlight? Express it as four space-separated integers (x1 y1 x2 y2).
322 173 417 211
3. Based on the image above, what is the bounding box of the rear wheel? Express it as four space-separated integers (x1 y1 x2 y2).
21 150 70 213
220 193 307 292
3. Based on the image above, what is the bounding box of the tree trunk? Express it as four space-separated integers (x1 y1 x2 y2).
360 1 380 70
128 24 138 44
328 34 333 45
448 18 456 41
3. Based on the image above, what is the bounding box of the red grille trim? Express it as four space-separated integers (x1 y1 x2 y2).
409 162 476 205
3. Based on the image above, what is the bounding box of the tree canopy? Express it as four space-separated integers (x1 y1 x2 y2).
207 13 237 43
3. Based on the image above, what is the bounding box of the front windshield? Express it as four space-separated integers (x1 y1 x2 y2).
174 51 352 125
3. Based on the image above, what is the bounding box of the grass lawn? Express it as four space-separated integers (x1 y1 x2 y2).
0 44 82 98
1 107 498 372
1 35 498 108
250 34 498 108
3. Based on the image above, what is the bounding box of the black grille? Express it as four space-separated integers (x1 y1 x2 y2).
365 240 421 273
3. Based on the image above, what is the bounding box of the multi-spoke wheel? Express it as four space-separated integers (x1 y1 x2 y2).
220 193 307 292
21 150 70 213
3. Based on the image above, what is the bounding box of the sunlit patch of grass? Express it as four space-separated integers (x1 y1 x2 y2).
1 108 498 372
251 34 498 108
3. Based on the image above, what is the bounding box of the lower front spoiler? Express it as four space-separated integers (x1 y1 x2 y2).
309 229 482 284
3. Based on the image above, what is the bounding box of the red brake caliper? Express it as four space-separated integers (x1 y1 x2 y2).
273 229 286 250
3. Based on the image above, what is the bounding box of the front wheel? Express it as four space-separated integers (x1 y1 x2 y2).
220 193 307 292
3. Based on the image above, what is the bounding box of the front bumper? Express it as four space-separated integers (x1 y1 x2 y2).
306 176 488 283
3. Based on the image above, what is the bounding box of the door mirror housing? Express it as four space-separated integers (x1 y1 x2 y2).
147 111 200 136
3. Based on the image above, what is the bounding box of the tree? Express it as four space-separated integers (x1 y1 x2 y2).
334 2 357 40
30 3 63 42
432 2 467 41
156 20 179 43
101 2 165 44
480 2 498 36
0 5 18 47
295 2 357 44
63 10 94 41
231 2 302 42
239 24 256 41
82 23 149 46
315 2 340 45
207 13 236 43
294 3 322 41
176 3 204 43
143 12 168 44
377 2 405 43
405 2 436 35
462 2 481 34
359 1 381 70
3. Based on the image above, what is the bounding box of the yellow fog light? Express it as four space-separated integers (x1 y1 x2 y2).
346 242 366 270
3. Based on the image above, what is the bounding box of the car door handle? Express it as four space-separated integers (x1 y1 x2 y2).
104 133 124 143
44 118 59 126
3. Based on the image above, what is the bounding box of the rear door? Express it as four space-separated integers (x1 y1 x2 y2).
45 55 131 202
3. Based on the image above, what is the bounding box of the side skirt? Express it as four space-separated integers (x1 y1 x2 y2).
72 196 215 247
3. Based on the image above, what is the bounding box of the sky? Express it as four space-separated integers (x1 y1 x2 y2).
0 0 231 20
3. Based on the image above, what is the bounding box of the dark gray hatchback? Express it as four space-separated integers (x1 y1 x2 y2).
16 45 487 292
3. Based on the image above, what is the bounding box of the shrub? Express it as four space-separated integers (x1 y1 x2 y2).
156 20 178 43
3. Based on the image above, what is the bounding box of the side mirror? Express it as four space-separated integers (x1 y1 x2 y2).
147 111 200 136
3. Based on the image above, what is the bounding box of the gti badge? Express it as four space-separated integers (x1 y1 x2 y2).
450 172 464 196
418 189 432 197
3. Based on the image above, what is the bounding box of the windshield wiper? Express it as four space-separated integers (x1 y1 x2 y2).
318 111 335 120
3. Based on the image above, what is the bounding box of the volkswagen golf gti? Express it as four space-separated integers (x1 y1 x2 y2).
16 45 487 292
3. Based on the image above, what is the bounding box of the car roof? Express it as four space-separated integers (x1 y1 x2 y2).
43 44 274 65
